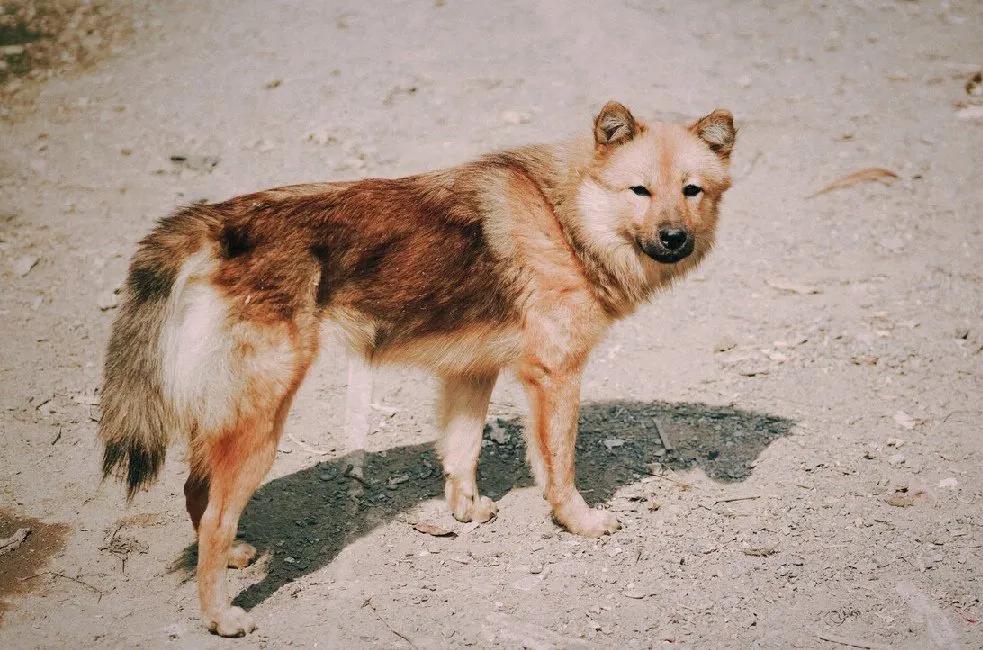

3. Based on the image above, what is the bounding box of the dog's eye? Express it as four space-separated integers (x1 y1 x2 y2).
629 186 651 197
682 184 702 197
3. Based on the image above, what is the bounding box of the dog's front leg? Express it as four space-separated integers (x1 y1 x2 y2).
520 367 620 537
437 373 499 522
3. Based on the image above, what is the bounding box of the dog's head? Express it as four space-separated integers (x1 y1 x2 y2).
576 101 735 288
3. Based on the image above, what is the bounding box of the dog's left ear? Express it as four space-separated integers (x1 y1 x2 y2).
594 101 637 146
692 109 736 159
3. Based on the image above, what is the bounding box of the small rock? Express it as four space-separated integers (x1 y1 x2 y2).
879 236 906 253
412 521 456 537
529 563 543 575
97 289 119 311
0 528 31 556
169 154 219 172
957 105 983 121
884 488 922 507
768 351 789 363
938 477 959 489
886 437 905 448
742 545 777 557
918 553 942 571
500 109 532 125
246 139 275 153
765 278 821 295
11 255 39 277
713 337 737 353
887 454 906 467
893 411 916 430
307 128 337 145
486 419 509 445
1 44 24 56
387 474 410 489
264 79 282 89
603 438 625 451
851 354 879 366
734 361 769 377
967 71 982 97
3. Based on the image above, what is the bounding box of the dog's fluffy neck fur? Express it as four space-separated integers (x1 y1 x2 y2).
487 136 699 319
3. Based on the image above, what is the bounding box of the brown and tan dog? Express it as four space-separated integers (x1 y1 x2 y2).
100 101 735 636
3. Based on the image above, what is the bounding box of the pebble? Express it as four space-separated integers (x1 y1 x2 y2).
529 562 543 575
387 474 410 488
307 128 337 145
957 106 983 121
938 477 959 489
603 438 625 451
97 289 119 311
486 419 509 444
12 255 39 277
893 411 916 430
879 236 906 253
501 110 532 125
713 337 737 352
887 454 906 467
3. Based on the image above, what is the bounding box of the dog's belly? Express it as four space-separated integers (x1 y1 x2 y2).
373 325 522 375
322 306 521 375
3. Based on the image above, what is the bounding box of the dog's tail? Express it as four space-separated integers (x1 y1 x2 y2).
100 206 222 498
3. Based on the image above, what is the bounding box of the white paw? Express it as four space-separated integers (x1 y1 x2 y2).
554 502 620 538
207 606 256 638
446 480 498 523
455 494 498 523
227 540 257 569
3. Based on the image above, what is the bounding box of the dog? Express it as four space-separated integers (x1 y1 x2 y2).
99 101 736 636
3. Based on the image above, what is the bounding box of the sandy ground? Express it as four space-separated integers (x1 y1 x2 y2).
1 1 981 648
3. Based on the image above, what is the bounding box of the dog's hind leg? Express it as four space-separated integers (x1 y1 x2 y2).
194 376 305 637
343 353 374 482
437 373 498 522
190 317 316 637
184 473 258 569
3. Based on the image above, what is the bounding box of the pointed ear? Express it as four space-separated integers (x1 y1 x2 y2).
594 101 637 145
692 109 735 159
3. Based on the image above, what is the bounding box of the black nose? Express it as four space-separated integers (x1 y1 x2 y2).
659 227 689 251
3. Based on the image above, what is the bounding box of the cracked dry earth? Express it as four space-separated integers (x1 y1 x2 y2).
1 1 981 648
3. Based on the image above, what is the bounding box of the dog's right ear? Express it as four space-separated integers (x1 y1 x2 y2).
594 101 637 146
692 109 736 159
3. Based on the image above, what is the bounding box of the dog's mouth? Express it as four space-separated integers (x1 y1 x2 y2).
638 236 695 264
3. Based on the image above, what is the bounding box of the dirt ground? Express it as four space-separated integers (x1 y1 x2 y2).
1 1 981 648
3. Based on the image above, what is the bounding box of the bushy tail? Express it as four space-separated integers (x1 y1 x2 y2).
100 206 221 498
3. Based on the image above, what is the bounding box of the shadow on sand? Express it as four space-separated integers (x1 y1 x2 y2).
175 399 794 610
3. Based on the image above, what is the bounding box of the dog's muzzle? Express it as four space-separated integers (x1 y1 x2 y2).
639 226 695 263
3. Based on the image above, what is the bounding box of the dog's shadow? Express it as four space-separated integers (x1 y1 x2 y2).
175 399 794 609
